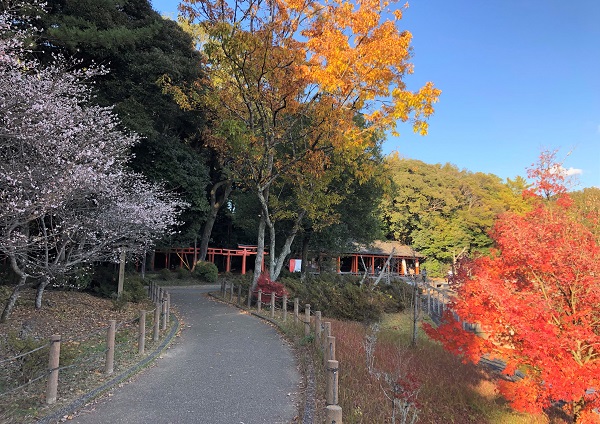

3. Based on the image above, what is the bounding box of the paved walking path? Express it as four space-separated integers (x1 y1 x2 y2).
67 286 300 424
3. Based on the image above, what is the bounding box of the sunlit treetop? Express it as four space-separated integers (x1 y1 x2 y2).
179 0 440 148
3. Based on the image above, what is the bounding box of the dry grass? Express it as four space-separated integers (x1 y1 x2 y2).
329 312 554 424
0 288 165 424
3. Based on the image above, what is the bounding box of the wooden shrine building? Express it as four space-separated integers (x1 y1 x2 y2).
153 240 423 277
336 240 425 276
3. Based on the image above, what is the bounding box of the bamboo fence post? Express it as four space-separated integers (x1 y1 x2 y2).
138 310 146 355
304 304 311 336
257 289 262 312
270 293 275 318
282 295 288 322
105 320 116 374
46 334 61 404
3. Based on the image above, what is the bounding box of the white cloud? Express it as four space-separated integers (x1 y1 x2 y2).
561 166 583 176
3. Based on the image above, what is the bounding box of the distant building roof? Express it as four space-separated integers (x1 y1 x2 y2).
353 240 425 258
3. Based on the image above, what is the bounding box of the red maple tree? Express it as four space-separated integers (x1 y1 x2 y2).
425 151 600 423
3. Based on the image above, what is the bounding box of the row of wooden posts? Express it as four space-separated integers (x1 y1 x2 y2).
45 283 170 405
219 282 343 423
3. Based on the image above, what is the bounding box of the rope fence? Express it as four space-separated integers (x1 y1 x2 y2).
0 282 173 413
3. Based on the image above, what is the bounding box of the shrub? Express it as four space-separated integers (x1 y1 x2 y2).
281 274 406 323
53 266 93 291
193 261 218 283
175 267 191 280
123 274 148 303
255 273 288 297
158 268 174 281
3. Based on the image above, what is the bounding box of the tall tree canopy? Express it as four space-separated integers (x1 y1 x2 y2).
380 155 528 275
425 151 600 423
171 0 440 285
34 0 212 245
0 3 183 321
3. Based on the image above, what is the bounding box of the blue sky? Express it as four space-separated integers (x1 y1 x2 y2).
151 0 600 189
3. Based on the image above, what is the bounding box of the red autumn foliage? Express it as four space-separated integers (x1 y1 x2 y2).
425 151 600 422
255 273 288 298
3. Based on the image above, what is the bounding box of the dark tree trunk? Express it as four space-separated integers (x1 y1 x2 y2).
1 256 28 323
35 276 51 309
198 179 232 262
300 230 312 283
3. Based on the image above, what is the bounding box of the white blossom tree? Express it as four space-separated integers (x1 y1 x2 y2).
0 4 185 321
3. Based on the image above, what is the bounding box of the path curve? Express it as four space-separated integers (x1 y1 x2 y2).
66 286 301 424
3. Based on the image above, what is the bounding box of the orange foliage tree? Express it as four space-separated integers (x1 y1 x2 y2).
425 151 600 423
174 0 440 286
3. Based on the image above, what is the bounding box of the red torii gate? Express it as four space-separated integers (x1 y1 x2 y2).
152 245 265 274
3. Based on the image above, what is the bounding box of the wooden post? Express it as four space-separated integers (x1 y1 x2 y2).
326 359 339 405
315 311 322 341
229 283 234 302
237 285 242 306
325 336 336 366
166 292 171 324
323 322 332 342
304 304 311 336
105 320 116 375
257 289 262 312
282 295 288 322
138 310 146 355
221 280 225 297
270 292 275 318
247 286 252 308
161 294 167 330
117 250 125 298
153 304 160 342
325 405 343 423
46 334 61 404
294 298 299 324
427 288 431 315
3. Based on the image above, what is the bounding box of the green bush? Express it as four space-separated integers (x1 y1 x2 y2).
158 268 173 281
175 267 191 280
5 333 78 384
223 272 252 290
90 264 118 298
53 266 93 291
90 266 147 303
123 274 148 303
281 274 407 323
193 261 219 283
